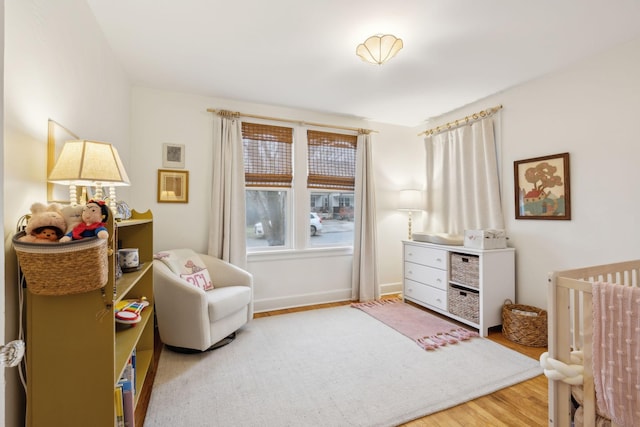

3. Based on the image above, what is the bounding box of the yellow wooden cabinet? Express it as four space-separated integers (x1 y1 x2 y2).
26 210 154 427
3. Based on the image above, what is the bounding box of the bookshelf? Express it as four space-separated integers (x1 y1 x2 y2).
26 210 154 427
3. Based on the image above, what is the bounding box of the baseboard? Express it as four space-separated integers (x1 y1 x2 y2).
254 289 352 313
253 281 403 313
380 281 402 296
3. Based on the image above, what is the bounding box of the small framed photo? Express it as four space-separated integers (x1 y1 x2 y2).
514 152 571 220
157 169 189 203
162 143 185 168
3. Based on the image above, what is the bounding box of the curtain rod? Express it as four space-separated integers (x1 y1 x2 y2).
418 105 503 137
206 108 377 134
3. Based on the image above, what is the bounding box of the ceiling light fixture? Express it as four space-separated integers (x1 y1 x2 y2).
356 34 403 65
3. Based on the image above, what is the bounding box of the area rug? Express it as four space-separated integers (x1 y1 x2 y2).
144 305 542 427
351 298 478 350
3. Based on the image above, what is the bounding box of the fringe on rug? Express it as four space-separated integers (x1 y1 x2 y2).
416 328 479 351
350 298 402 308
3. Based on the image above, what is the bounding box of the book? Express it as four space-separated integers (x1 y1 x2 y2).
120 378 136 427
114 384 125 427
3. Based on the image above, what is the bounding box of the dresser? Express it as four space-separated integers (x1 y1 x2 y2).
402 240 515 336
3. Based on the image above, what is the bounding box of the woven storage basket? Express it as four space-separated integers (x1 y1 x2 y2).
502 299 548 347
12 231 108 296
447 284 479 323
450 253 480 288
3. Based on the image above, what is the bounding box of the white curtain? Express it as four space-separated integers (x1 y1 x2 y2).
352 132 379 302
208 113 247 269
424 117 504 236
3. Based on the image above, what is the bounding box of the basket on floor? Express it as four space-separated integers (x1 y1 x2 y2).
12 231 108 296
502 299 548 347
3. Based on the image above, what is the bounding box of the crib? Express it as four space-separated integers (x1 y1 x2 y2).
544 260 640 427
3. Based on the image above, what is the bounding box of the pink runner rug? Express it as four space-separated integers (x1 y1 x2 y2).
351 298 479 350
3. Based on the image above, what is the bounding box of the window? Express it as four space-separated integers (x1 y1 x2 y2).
243 123 292 248
307 130 356 247
244 123 357 250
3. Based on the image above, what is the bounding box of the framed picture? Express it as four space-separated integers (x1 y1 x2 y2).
162 143 185 168
157 169 189 203
514 152 571 220
47 119 80 203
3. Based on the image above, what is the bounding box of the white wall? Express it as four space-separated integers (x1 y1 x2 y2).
3 1 130 425
130 87 421 311
422 36 640 309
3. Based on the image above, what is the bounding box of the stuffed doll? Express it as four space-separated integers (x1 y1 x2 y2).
19 202 66 243
60 199 109 242
32 227 62 242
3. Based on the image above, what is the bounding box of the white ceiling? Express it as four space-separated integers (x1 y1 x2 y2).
86 0 640 127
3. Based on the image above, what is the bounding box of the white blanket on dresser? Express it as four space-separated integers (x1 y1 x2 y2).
592 282 640 427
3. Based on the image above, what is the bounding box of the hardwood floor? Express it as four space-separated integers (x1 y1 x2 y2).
143 299 548 426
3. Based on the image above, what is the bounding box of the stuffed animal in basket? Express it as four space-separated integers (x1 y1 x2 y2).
19 202 66 243
61 204 83 235
60 200 109 242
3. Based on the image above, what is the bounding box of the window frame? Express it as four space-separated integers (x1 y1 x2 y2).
244 121 357 255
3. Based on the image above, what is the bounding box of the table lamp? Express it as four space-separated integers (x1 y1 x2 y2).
48 140 130 212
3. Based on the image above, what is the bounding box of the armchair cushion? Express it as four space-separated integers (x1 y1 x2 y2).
154 249 214 291
206 286 252 322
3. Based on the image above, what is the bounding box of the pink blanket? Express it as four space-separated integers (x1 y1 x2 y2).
592 281 640 427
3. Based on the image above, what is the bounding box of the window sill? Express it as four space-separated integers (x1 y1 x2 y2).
247 246 353 262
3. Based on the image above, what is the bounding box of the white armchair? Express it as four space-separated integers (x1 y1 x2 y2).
153 251 253 352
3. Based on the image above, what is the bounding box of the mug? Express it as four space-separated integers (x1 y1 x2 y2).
118 248 140 270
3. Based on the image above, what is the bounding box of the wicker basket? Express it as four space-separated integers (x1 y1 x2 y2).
450 253 480 288
502 299 548 347
448 284 479 323
13 231 108 296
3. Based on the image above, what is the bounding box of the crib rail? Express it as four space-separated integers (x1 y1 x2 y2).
547 259 640 427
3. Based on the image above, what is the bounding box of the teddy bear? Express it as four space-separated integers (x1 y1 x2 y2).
61 204 84 235
60 199 109 242
19 202 67 243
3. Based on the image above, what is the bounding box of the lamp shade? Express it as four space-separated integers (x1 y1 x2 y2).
48 140 130 186
356 34 403 65
397 189 423 211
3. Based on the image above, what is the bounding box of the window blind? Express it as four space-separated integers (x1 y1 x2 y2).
242 122 293 187
307 130 357 191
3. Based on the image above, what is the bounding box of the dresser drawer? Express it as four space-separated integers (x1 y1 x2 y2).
404 245 447 270
404 262 447 290
404 279 447 311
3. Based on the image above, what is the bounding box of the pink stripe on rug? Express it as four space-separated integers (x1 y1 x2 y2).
351 298 478 350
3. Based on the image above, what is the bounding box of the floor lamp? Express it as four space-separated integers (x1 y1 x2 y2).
398 189 423 240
